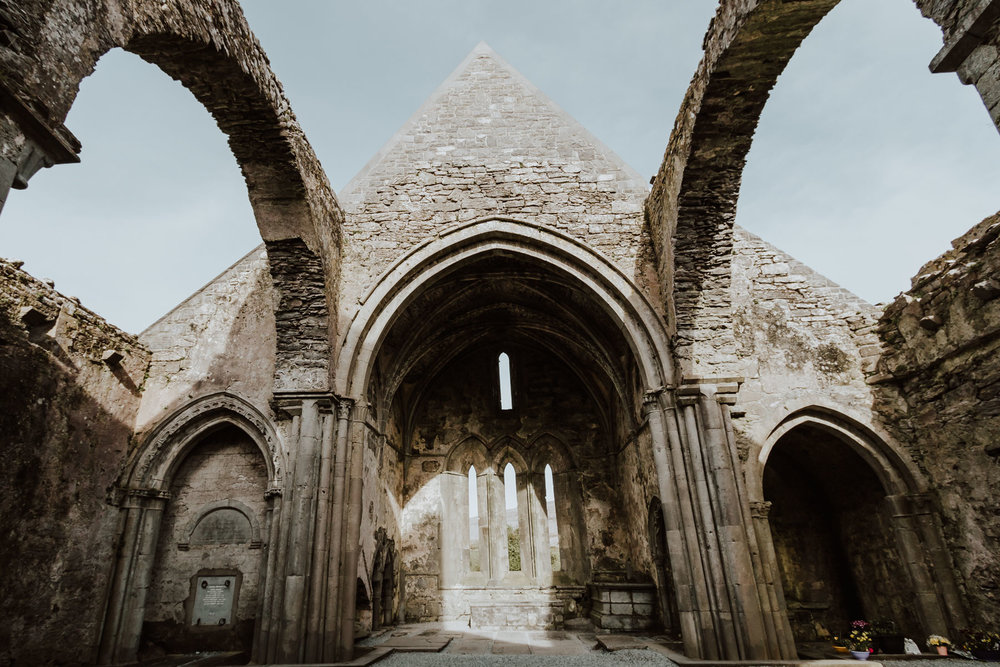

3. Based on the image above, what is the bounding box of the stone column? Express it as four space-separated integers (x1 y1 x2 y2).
646 388 710 658
674 379 789 660
97 489 168 664
476 469 491 576
486 467 508 581
528 470 552 585
439 470 468 587
514 468 534 577
552 469 587 583
323 398 353 661
886 493 963 634
260 392 331 664
337 404 368 660
905 493 968 631
304 407 335 661
749 500 797 658
253 488 283 662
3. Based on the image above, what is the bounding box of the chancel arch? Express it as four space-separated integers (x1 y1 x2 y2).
751 408 966 645
334 217 692 640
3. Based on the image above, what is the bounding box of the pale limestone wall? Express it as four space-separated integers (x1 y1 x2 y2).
137 246 276 434
336 44 654 335
728 227 882 450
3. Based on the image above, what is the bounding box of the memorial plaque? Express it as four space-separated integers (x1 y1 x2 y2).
192 575 235 626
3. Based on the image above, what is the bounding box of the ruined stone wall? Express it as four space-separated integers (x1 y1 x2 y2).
729 227 881 448
398 345 625 622
0 258 150 665
873 212 1000 628
614 370 663 584
2 0 342 392
138 246 276 434
337 44 654 333
357 404 404 634
143 426 268 653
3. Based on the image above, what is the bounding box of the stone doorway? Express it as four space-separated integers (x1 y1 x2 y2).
763 423 919 642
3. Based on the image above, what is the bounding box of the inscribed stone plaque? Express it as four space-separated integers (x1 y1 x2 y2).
192 575 235 625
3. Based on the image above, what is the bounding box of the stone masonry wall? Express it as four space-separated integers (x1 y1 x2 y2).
729 227 881 450
138 246 276 435
337 44 654 333
0 257 150 665
398 345 626 622
873 212 1000 629
143 426 268 654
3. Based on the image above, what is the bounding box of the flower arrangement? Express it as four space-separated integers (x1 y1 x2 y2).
961 629 1000 652
927 635 951 648
848 621 874 651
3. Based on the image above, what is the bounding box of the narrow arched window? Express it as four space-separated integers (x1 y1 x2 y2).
503 463 521 571
468 466 480 572
545 464 561 571
498 352 513 411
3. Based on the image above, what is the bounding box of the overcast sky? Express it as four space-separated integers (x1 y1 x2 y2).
2 0 998 334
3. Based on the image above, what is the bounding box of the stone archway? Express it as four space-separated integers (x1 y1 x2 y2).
100 392 282 664
0 0 341 392
330 216 698 653
645 0 1000 377
752 408 966 646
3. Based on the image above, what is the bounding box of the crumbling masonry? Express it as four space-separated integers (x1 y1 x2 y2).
2 0 1000 664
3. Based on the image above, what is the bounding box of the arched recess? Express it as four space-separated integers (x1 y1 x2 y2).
336 217 673 398
528 434 587 585
440 437 492 586
99 392 283 664
750 407 966 645
1 0 341 391
645 0 997 374
333 217 678 645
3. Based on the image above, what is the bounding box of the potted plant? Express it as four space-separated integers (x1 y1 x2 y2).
832 635 849 654
927 634 951 656
873 619 905 654
961 630 1000 661
848 621 874 661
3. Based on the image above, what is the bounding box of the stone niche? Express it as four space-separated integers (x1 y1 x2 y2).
589 582 657 631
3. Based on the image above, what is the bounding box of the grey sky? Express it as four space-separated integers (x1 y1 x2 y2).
1 0 998 334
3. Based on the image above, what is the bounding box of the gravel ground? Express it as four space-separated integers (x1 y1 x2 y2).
377 648 673 666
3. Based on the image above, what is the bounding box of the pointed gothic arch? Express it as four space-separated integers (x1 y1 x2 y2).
750 406 966 643
100 392 282 663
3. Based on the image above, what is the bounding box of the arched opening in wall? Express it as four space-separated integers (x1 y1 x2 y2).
348 224 673 632
734 0 1000 307
763 423 919 643
143 423 268 655
503 463 522 573
1 49 260 334
544 464 560 572
468 466 481 572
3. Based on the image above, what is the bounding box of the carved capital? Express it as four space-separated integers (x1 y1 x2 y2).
336 396 355 421
642 387 665 414
750 500 772 519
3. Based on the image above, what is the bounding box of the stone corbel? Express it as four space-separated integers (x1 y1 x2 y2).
0 78 80 199
930 0 1000 76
